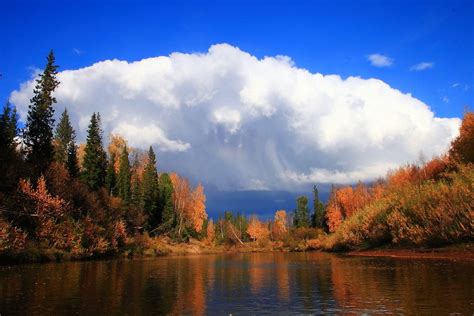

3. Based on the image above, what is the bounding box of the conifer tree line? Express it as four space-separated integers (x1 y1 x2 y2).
0 51 210 258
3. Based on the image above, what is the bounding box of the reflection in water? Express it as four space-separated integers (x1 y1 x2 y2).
0 253 473 315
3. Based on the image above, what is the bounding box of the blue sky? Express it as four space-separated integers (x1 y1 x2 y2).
1 0 473 217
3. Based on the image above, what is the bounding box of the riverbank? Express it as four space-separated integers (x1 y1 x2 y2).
345 243 474 261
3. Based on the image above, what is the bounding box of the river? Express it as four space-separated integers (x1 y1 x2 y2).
0 252 472 315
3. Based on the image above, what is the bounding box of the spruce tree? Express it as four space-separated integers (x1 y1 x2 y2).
311 185 325 229
54 108 74 164
0 102 19 191
142 146 160 229
24 50 59 177
66 140 79 178
105 152 117 195
82 113 107 190
117 145 131 203
158 173 174 230
294 195 310 228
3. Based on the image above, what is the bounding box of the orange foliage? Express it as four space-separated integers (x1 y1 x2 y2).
247 216 270 241
77 143 86 170
449 111 474 163
170 173 208 234
206 219 215 244
326 183 371 232
0 219 27 252
108 134 128 172
272 210 288 240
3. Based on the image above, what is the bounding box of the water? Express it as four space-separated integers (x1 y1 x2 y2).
0 252 472 315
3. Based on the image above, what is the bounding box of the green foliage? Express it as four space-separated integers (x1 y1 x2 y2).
105 152 117 195
54 108 75 164
24 50 59 177
0 102 20 191
66 141 79 178
117 146 131 203
158 173 174 231
311 185 326 229
82 113 107 190
294 195 310 228
142 146 160 230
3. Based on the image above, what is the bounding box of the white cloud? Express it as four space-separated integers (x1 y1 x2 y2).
367 53 394 67
442 96 450 103
9 44 461 191
451 83 460 88
410 62 434 71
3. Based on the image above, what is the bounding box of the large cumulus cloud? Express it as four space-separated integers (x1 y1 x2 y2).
10 44 460 190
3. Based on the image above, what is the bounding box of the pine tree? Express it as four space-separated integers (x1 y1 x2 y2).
66 140 79 178
117 145 131 203
54 108 74 164
24 50 59 177
294 195 310 228
105 152 117 195
142 146 160 229
311 185 326 228
0 102 19 191
82 113 107 190
158 172 174 230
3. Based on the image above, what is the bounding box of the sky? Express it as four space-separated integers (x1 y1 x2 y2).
1 0 473 218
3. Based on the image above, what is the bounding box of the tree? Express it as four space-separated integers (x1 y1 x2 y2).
273 210 288 240
66 139 79 178
24 50 59 177
206 219 215 244
142 146 159 229
117 145 131 203
105 152 117 195
82 113 107 190
0 102 19 191
311 185 325 229
158 173 174 231
293 196 310 228
247 215 270 242
188 183 207 233
449 111 474 164
54 108 74 164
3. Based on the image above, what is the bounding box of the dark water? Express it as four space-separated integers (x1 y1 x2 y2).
0 252 473 315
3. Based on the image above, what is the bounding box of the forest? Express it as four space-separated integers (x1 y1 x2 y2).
0 51 472 263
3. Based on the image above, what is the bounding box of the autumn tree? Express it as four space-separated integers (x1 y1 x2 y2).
311 185 325 229
188 183 207 233
206 219 215 244
24 50 59 177
82 113 107 190
273 210 288 240
142 146 159 229
293 196 310 228
247 215 270 242
117 145 131 203
449 111 474 164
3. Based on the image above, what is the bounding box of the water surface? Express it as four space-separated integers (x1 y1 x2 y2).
0 252 472 315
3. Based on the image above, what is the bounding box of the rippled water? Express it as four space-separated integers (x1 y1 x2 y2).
0 252 473 315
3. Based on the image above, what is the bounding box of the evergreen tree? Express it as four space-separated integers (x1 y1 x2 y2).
142 146 160 229
24 50 59 177
82 113 107 190
158 172 174 230
293 195 310 228
311 185 325 228
54 108 74 164
0 102 19 191
66 140 79 178
117 145 131 203
105 152 117 195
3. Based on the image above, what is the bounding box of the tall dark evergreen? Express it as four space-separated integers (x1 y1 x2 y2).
66 140 79 178
82 113 107 190
0 102 19 191
294 195 310 228
311 185 326 229
105 152 117 195
117 145 131 203
54 108 75 164
24 50 59 177
158 173 174 230
142 146 160 229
